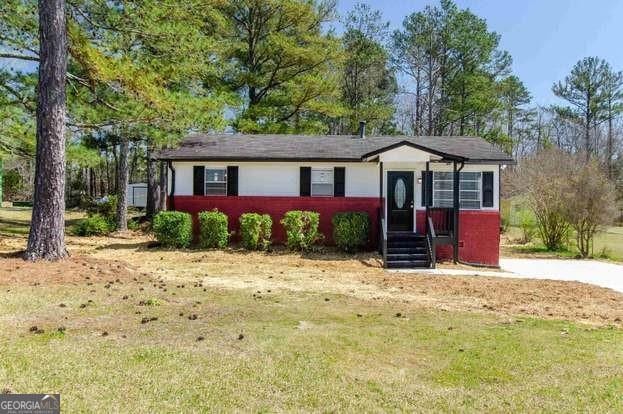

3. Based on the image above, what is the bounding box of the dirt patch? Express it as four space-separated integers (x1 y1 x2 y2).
0 255 140 285
368 274 623 327
110 247 623 327
1 219 622 326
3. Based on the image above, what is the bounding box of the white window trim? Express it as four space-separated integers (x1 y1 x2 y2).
205 167 227 196
458 172 481 210
311 167 334 197
432 171 482 210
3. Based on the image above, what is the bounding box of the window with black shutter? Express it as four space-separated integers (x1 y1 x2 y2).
482 171 494 207
300 167 311 196
421 171 432 207
193 166 205 196
333 167 345 197
227 166 238 196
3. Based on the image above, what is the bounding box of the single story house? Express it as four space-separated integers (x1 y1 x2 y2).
156 125 514 268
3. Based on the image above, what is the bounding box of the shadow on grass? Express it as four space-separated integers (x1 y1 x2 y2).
505 243 578 259
94 241 159 251
93 238 383 267
0 250 25 259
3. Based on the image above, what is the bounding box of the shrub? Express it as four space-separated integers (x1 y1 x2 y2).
500 199 511 233
280 210 321 251
332 212 370 252
127 217 141 231
198 209 229 248
73 214 113 236
517 209 537 244
152 211 192 248
84 195 118 221
562 158 617 257
2 169 23 201
509 149 572 250
239 213 272 250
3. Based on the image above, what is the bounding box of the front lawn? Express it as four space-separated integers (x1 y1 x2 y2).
1 207 623 412
502 225 623 262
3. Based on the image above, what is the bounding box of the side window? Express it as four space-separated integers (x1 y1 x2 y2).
205 168 227 195
432 171 482 209
311 168 334 196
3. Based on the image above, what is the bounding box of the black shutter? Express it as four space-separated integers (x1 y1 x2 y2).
193 166 205 196
227 166 238 196
334 167 345 197
421 171 433 206
482 171 494 207
300 167 311 196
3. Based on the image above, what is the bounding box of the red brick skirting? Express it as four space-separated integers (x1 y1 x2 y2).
171 195 382 248
416 209 500 266
171 196 500 266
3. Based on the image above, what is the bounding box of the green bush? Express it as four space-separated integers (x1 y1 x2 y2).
73 214 113 236
280 210 321 251
517 209 537 244
2 169 23 201
332 212 370 252
84 195 118 221
152 211 192 248
127 217 141 231
239 213 272 250
198 209 229 248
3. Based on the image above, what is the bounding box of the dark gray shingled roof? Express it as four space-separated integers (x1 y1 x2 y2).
156 134 514 164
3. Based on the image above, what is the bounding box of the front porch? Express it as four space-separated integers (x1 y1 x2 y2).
367 143 466 269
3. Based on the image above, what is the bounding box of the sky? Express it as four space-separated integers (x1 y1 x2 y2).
336 0 623 106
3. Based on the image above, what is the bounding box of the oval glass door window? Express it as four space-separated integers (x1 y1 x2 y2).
394 178 406 208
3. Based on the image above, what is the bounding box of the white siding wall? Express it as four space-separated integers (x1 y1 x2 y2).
171 161 379 197
170 160 500 211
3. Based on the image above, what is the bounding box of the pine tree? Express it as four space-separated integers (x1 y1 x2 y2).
221 0 343 133
25 0 68 260
336 3 397 135
552 57 610 160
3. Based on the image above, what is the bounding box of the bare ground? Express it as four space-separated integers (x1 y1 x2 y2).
1 230 622 327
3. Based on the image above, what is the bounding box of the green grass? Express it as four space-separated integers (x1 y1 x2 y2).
2 207 623 411
1 281 622 412
504 225 623 262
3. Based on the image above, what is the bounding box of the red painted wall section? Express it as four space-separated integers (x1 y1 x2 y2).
416 210 500 267
172 196 382 248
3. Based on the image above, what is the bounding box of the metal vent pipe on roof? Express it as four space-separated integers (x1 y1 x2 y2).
358 121 366 139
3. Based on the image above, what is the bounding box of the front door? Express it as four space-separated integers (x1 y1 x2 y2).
387 171 414 232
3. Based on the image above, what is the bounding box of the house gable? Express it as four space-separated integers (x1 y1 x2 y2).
370 144 444 163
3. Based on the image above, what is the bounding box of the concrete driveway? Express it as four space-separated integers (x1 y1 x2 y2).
499 258 623 293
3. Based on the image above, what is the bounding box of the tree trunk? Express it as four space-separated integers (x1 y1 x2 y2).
145 143 159 218
158 161 167 212
129 144 138 184
607 110 614 179
104 147 112 194
115 136 129 231
112 143 119 194
25 0 68 261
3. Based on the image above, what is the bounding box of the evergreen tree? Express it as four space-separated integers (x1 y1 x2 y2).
336 3 397 135
392 0 513 140
25 0 68 260
220 0 343 133
498 75 531 155
552 56 610 160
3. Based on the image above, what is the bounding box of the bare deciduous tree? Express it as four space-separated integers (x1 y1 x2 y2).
510 148 618 255
509 149 573 250
563 158 617 257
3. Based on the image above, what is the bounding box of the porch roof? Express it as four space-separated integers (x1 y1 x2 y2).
156 133 515 164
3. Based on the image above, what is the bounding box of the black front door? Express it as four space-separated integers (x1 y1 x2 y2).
387 171 414 232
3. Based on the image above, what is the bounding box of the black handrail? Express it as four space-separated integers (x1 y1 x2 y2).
426 216 437 268
378 207 387 267
428 207 454 236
